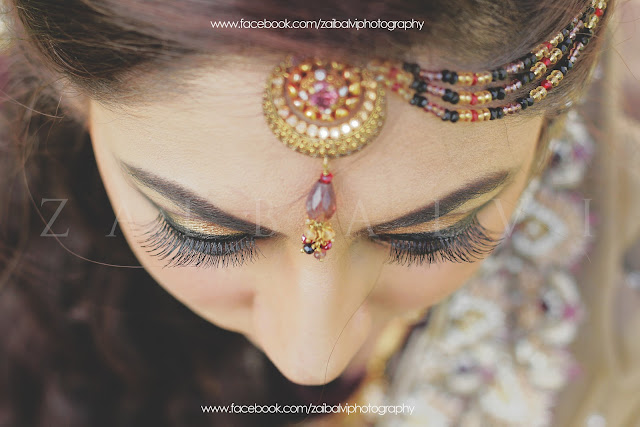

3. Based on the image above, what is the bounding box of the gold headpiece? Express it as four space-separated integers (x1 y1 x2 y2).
262 0 607 260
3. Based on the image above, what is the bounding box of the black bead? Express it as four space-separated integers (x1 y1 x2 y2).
441 70 452 84
528 71 536 82
559 64 569 75
450 71 459 84
442 110 452 121
580 35 591 45
303 244 315 254
497 68 508 80
530 53 538 64
492 70 499 81
521 73 531 84
559 43 568 54
490 108 498 120
562 28 570 38
450 91 460 104
450 111 460 123
497 87 506 100
410 79 420 90
526 97 534 106
418 96 428 107
442 89 453 102
566 60 574 70
403 62 420 75
410 94 421 105
523 56 532 69
496 109 505 119
587 6 595 14
518 98 528 110
417 80 428 93
489 87 499 100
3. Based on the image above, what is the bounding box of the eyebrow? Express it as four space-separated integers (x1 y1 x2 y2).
361 169 513 235
121 161 513 237
120 162 275 236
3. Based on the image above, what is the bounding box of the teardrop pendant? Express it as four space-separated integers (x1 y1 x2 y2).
301 158 336 260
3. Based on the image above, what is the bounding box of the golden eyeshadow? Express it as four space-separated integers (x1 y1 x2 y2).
383 212 470 235
127 184 244 236
164 212 244 237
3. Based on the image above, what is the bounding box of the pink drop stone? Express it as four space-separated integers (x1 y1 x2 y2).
309 81 339 109
306 180 336 221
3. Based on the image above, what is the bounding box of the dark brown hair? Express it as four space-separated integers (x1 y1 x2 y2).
0 1 611 426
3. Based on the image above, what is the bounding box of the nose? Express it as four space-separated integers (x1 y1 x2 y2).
250 240 379 385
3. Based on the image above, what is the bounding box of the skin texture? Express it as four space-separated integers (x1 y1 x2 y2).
87 54 544 386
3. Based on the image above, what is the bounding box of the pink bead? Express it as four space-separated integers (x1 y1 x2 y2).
322 241 332 250
306 181 336 221
314 250 326 260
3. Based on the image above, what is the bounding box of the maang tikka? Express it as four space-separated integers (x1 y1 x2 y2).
262 1 607 261
263 57 387 261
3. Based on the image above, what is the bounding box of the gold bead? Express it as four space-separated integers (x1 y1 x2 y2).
596 1 607 10
531 62 547 78
458 72 473 86
549 48 563 64
586 15 600 29
458 109 472 121
534 44 549 61
459 92 472 104
529 86 548 102
549 70 564 86
477 72 491 86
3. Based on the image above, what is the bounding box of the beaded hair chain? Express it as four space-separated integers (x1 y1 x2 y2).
262 0 607 260
371 0 607 123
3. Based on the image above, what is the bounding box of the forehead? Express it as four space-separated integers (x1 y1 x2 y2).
88 55 543 224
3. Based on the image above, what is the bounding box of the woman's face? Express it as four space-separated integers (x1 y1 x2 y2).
88 53 544 385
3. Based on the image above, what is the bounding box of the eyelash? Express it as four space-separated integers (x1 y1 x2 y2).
139 214 260 268
140 212 499 269
376 215 500 267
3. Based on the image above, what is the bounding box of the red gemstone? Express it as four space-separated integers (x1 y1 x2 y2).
306 181 336 221
542 80 552 90
471 74 478 85
471 110 478 122
322 241 332 251
470 94 478 105
389 67 399 79
320 172 333 183
595 8 603 16
545 42 553 51
391 82 401 92
542 58 551 67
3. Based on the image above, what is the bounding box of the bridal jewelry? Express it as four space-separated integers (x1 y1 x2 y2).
263 57 386 260
262 0 606 260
